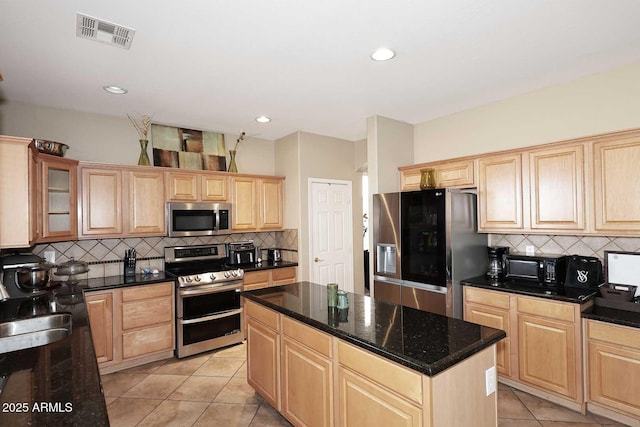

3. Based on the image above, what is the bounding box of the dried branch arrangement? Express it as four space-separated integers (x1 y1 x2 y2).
127 114 153 140
233 131 246 151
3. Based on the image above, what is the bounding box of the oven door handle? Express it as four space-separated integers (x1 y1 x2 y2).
179 308 243 325
179 283 242 296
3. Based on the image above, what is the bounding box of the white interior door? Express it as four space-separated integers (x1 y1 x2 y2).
308 179 354 292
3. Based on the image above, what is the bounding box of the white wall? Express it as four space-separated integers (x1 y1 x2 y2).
413 61 640 162
0 100 276 174
367 115 413 195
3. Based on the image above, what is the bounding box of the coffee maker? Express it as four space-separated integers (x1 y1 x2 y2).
487 246 509 281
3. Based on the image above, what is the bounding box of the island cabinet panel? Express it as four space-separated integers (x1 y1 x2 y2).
85 282 175 374
594 134 640 232
125 170 165 235
529 144 586 231
478 153 525 231
85 291 114 364
516 296 580 401
586 320 640 420
246 312 281 410
281 318 333 427
80 167 123 236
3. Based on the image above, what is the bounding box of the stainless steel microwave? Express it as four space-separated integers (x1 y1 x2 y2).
167 202 231 237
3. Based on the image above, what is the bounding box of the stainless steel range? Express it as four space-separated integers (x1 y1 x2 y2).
164 244 244 358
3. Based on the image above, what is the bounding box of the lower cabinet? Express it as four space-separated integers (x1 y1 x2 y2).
463 286 585 410
586 319 640 422
243 267 297 291
85 282 175 373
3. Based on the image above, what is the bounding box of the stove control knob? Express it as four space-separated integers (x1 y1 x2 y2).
185 276 193 283
209 274 216 281
224 271 230 278
194 275 201 282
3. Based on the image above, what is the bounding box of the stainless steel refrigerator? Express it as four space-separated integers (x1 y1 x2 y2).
372 189 487 319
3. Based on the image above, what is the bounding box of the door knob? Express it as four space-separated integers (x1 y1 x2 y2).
314 257 323 262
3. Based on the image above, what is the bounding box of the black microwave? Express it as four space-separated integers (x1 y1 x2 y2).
167 202 231 237
504 254 567 286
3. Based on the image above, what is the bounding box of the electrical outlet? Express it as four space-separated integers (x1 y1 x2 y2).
44 250 56 264
525 245 535 255
485 366 496 396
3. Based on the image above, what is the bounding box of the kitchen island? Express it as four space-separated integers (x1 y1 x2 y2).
243 281 506 427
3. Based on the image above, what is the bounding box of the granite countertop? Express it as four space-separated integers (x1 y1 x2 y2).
0 273 178 426
240 261 298 272
581 296 640 329
461 275 598 304
243 281 505 377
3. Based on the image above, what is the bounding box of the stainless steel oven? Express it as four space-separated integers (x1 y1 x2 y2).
165 244 245 358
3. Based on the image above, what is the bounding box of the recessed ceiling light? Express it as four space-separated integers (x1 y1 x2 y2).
371 48 395 61
255 115 271 123
103 85 127 94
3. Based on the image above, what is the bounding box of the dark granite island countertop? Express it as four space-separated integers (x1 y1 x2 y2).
243 281 505 376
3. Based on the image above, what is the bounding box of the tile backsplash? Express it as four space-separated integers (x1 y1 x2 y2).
489 234 640 259
29 229 298 279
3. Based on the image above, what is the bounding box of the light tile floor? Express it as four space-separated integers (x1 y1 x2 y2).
101 342 629 427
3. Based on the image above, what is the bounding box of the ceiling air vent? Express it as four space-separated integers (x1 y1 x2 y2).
76 13 135 50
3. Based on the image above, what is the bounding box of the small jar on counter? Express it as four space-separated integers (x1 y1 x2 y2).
327 283 339 307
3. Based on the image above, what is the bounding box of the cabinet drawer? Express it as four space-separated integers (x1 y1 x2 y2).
587 319 640 351
122 323 174 359
122 296 173 330
337 341 422 405
272 267 296 282
244 270 270 285
464 286 510 309
517 296 575 322
245 300 280 331
282 316 332 358
122 282 173 302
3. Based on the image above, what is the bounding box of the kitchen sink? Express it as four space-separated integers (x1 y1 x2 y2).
0 313 72 354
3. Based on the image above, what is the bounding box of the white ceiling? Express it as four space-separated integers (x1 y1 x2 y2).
1 0 640 142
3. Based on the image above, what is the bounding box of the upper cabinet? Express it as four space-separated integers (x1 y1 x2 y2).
231 175 284 231
0 136 78 248
528 144 586 232
38 153 79 242
593 133 640 233
400 159 475 191
0 136 36 248
478 153 525 231
80 164 165 238
166 171 228 202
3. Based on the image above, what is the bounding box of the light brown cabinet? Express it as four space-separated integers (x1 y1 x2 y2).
79 164 165 238
529 144 586 231
231 175 284 231
464 287 512 377
464 286 586 411
516 296 582 402
586 319 640 422
478 153 525 231
80 166 123 237
281 317 333 427
38 154 78 242
166 171 228 201
399 159 475 191
244 267 297 291
85 282 175 374
246 300 281 410
593 133 640 233
0 136 35 248
125 169 165 235
85 291 114 364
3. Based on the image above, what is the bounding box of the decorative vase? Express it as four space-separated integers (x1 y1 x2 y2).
419 168 435 190
138 139 151 166
228 149 238 172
